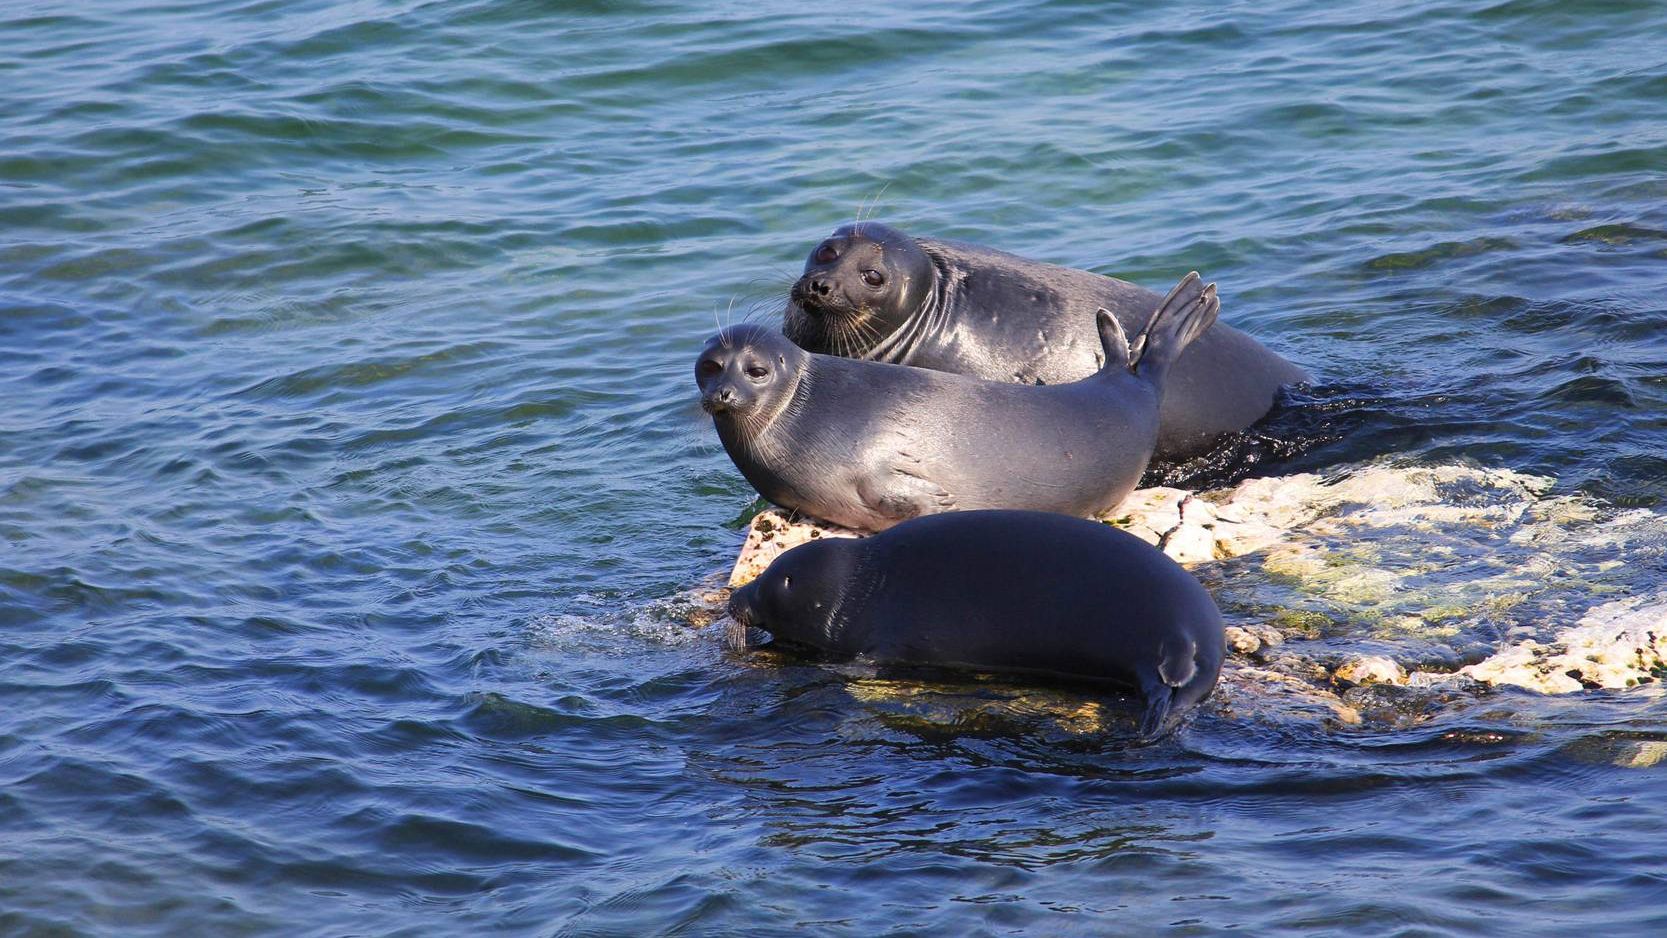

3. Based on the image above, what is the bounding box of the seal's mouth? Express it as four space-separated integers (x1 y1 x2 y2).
724 591 774 651
784 298 872 353
791 297 861 321
721 617 773 651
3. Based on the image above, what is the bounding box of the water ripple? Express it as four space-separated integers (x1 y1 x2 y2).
5 0 1667 932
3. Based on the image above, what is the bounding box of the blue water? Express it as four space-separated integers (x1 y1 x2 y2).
4 0 1667 933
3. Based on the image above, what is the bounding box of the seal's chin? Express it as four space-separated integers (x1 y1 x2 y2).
785 299 869 350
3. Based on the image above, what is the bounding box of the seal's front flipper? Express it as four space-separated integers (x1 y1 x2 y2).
1130 271 1220 389
1135 680 1175 741
857 463 954 528
1157 636 1199 690
1135 638 1199 741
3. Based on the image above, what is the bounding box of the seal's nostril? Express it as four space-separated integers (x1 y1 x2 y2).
811 279 830 296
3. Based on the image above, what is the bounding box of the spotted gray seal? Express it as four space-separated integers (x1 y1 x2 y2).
698 272 1219 532
782 221 1309 463
726 509 1226 739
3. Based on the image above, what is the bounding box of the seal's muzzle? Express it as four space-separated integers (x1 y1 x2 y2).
701 385 737 414
724 587 773 650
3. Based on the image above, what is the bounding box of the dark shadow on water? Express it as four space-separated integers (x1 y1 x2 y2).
1143 380 1417 490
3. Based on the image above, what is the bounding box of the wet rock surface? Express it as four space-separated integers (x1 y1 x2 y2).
1333 654 1408 688
726 510 860 588
1447 599 1667 693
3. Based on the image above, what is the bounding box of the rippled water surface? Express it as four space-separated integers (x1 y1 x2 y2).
5 0 1667 933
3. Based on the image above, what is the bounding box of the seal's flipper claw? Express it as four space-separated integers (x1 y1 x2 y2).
1094 308 1132 372
1131 273 1219 390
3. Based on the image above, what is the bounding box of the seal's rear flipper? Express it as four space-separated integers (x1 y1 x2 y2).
1095 308 1132 372
1130 271 1220 389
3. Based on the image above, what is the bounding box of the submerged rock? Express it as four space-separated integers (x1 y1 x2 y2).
1223 624 1284 656
1216 662 1362 728
843 677 1122 737
1333 654 1408 688
1614 740 1667 769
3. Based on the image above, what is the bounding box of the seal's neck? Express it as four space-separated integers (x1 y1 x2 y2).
818 545 882 655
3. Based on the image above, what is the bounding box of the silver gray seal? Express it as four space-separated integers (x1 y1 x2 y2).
698 272 1219 532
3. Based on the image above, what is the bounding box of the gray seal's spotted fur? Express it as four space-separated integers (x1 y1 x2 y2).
783 221 1309 463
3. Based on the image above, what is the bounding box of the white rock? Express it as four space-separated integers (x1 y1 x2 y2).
1162 516 1220 564
728 509 861 587
1104 487 1188 548
1224 626 1262 655
1334 655 1408 687
1455 599 1667 693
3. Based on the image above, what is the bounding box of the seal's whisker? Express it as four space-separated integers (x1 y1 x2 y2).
854 318 878 357
739 301 774 326
856 180 892 230
739 275 794 303
830 318 853 358
711 300 731 349
677 422 724 461
834 317 860 360
840 318 866 358
841 314 883 358
855 314 884 349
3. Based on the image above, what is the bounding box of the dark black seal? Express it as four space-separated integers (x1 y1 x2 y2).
782 221 1309 463
698 272 1219 532
727 509 1226 739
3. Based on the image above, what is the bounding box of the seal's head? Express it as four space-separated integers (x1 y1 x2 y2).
695 324 806 425
726 538 862 653
784 222 936 356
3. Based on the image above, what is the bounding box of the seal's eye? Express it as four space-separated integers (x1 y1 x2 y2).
744 364 769 379
861 269 885 287
814 244 837 264
697 359 722 379
782 576 792 589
